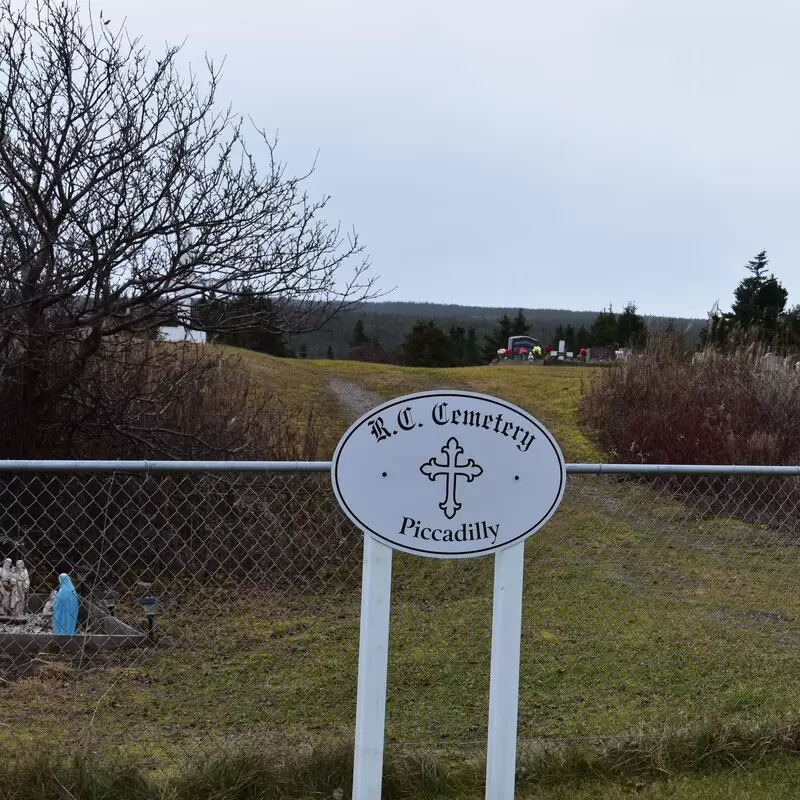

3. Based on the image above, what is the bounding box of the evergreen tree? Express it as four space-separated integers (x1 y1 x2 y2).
483 313 515 361
575 324 591 351
699 252 789 349
590 306 618 347
616 302 647 347
464 328 480 365
449 326 467 365
564 324 576 351
554 324 566 347
350 319 369 348
349 317 387 361
299 342 307 358
402 320 454 367
511 309 531 336
777 305 800 350
730 251 787 342
193 290 289 356
326 345 335 359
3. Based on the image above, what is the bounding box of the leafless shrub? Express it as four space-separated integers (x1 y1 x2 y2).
581 335 800 529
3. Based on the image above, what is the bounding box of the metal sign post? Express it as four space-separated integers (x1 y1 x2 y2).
332 391 566 800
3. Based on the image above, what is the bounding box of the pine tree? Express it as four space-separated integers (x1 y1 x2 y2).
511 309 530 336
299 342 308 359
731 251 787 342
326 345 335 359
449 326 467 365
616 302 647 347
193 290 290 357
350 319 369 348
590 306 618 347
778 305 800 350
575 324 591 351
483 313 515 361
402 320 454 367
464 328 480 365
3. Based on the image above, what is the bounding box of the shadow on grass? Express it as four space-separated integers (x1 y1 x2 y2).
5 718 800 799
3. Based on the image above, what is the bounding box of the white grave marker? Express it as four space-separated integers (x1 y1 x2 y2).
332 390 566 799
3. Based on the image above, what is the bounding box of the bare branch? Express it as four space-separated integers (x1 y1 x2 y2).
0 0 376 457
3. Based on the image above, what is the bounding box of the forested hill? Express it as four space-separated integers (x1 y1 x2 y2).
288 301 705 360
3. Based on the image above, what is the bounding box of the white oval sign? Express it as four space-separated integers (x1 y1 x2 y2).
331 390 566 558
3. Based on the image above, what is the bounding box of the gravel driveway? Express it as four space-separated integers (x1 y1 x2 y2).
326 377 382 422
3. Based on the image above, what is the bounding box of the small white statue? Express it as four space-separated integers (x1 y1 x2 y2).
0 558 12 615
9 560 29 618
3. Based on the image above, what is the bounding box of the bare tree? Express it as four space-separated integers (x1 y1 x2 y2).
0 0 375 456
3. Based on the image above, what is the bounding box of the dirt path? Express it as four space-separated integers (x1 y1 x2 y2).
326 377 382 422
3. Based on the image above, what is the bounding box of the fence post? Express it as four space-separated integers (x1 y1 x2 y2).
485 541 525 800
352 534 393 800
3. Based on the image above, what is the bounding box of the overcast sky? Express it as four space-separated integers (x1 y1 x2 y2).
94 0 800 318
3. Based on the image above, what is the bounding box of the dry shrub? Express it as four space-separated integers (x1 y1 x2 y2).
581 336 800 465
0 340 356 586
0 335 319 462
580 336 800 530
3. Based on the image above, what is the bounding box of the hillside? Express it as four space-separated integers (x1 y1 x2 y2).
287 301 706 359
230 348 601 462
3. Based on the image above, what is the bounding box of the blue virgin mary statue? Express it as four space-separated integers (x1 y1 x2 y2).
53 573 79 634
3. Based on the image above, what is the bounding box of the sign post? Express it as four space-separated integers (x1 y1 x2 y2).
352 535 393 799
332 391 566 800
485 542 526 798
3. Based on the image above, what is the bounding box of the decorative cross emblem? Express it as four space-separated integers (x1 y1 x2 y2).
420 437 483 520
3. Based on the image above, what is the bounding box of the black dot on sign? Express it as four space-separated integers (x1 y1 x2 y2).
514 475 520 481
418 423 423 427
382 472 387 477
393 430 398 435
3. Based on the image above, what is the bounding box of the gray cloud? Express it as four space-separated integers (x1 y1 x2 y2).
95 0 800 316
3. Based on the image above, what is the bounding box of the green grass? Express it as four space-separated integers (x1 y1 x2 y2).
7 736 800 799
229 351 603 461
4 352 799 795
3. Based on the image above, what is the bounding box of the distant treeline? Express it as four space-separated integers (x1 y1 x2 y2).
286 302 705 361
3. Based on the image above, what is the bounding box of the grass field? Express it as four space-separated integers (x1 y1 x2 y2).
6 352 800 798
232 350 602 461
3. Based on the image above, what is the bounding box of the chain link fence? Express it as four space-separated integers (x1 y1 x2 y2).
0 461 799 769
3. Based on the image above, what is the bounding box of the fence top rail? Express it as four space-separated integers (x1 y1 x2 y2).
0 460 797 476
568 463 800 476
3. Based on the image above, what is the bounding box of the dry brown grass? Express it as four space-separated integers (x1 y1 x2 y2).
580 336 800 465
